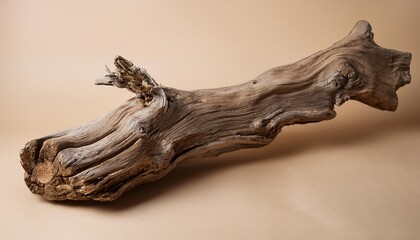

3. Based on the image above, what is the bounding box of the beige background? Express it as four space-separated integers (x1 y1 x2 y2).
1 0 420 239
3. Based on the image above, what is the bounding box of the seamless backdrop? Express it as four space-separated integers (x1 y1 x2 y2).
1 0 420 239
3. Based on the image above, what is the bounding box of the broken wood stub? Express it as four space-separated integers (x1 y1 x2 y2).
20 21 412 201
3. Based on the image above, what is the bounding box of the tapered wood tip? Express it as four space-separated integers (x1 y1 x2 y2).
348 20 373 41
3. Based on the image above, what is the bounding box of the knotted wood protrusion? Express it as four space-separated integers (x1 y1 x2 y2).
96 56 159 103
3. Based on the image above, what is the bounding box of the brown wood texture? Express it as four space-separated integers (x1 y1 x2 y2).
20 21 412 201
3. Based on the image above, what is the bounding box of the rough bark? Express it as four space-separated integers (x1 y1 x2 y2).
20 20 412 201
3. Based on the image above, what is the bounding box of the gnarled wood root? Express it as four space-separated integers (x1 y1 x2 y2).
20 21 412 201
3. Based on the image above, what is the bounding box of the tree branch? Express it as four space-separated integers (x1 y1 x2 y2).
20 20 412 201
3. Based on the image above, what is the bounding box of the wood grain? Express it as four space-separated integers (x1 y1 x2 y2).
20 20 412 201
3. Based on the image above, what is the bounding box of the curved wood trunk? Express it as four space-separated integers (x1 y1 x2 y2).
20 21 412 201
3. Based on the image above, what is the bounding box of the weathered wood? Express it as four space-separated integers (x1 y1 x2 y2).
20 21 412 201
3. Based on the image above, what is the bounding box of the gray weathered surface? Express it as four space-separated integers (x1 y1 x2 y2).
20 21 412 201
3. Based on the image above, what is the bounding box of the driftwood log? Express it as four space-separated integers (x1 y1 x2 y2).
20 21 412 201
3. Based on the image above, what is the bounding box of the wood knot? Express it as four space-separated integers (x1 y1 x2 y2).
345 71 364 89
332 63 364 90
327 63 364 106
395 65 411 89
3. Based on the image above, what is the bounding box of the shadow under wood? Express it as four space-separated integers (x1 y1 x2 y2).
48 114 420 210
